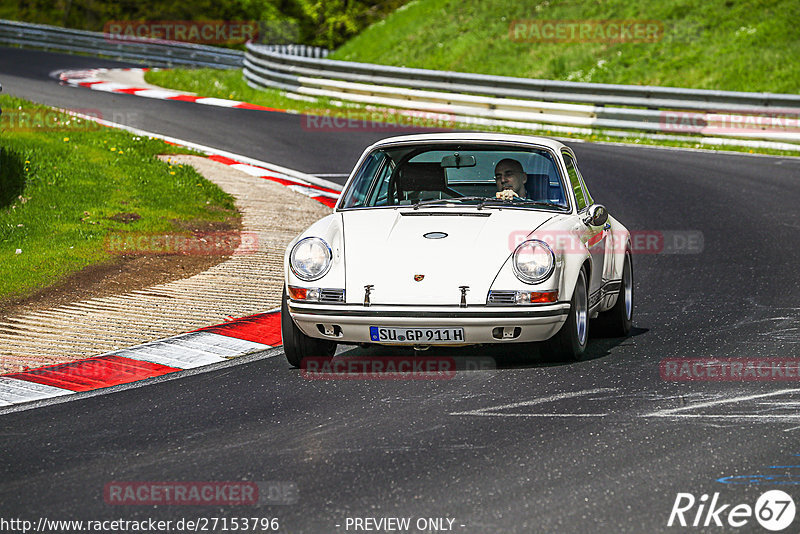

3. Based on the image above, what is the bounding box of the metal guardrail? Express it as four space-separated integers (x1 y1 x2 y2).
244 42 800 147
1 19 796 148
0 19 243 68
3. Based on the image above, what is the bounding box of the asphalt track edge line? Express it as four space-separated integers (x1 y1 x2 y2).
567 136 800 160
0 346 286 417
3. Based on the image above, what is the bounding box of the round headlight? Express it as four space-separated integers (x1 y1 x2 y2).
512 240 555 284
290 237 332 281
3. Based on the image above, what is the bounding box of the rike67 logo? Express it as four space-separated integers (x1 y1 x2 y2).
668 491 795 531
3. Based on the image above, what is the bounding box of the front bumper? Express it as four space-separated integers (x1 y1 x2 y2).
288 301 570 345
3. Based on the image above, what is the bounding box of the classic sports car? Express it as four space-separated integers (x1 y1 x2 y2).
282 133 633 365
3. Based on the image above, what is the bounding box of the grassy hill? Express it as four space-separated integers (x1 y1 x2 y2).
0 0 408 48
331 0 799 93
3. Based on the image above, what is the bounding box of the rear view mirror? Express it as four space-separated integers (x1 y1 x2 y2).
440 153 476 168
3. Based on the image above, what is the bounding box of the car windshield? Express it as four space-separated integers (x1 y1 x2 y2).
338 143 570 210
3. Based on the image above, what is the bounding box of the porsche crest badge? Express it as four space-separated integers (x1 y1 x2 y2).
414 274 425 282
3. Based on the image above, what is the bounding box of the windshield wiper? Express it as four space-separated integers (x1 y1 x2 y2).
481 197 563 209
411 196 562 210
412 197 488 210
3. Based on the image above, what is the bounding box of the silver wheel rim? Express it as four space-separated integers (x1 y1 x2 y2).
575 271 588 345
623 257 633 320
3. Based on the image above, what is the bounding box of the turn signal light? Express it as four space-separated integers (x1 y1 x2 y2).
530 290 558 303
515 290 558 304
288 286 307 300
288 286 321 301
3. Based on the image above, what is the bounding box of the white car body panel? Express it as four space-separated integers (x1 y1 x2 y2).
340 208 560 306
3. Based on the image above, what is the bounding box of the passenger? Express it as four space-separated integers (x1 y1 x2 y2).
494 158 527 200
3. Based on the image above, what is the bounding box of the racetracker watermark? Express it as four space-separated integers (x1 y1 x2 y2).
0 517 280 532
661 359 800 381
508 230 704 255
509 19 664 43
661 110 800 135
1 109 143 131
103 20 259 45
104 481 297 505
105 232 258 256
300 356 496 380
668 490 795 530
1 109 102 132
301 109 456 132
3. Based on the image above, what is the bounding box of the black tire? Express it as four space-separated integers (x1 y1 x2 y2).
281 288 337 367
593 251 633 337
541 267 589 361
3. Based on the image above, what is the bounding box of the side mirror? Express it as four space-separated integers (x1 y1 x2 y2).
584 204 608 227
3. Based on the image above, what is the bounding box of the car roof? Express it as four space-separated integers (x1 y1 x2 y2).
367 133 570 153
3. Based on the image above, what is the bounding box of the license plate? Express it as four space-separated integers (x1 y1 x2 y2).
369 326 465 344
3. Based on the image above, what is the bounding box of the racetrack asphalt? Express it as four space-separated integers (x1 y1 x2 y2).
2 46 800 532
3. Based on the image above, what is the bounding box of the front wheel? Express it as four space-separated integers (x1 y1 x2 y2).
281 288 336 367
541 267 589 361
593 251 633 337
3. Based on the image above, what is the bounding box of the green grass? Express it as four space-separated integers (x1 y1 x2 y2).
332 0 800 94
0 95 239 301
145 68 800 157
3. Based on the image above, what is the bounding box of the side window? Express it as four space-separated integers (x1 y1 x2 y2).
367 160 394 205
563 152 587 211
340 152 384 208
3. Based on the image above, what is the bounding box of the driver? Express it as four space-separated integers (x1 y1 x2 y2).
494 159 527 200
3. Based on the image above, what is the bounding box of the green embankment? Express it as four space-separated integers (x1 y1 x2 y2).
0 95 239 301
332 0 799 93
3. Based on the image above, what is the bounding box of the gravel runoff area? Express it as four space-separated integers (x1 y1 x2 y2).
0 155 332 373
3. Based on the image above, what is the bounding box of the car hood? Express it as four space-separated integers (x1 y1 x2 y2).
341 208 561 305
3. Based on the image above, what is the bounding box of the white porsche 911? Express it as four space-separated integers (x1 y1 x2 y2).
281 133 633 365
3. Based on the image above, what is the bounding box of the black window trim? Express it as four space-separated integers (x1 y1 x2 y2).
561 148 592 214
338 140 574 213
